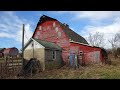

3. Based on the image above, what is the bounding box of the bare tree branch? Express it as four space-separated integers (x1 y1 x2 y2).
87 32 104 47
108 32 120 49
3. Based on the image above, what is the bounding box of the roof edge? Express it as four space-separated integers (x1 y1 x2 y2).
70 40 101 48
33 38 62 51
32 15 58 38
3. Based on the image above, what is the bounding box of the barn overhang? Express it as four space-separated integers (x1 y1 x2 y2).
69 40 101 48
34 38 62 51
23 38 62 51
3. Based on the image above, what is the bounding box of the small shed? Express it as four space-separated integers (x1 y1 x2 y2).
23 38 62 71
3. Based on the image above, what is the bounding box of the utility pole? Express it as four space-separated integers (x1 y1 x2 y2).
22 24 25 68
33 41 34 58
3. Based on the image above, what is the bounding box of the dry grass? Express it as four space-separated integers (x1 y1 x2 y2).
28 58 120 79
4 57 120 79
0 58 4 62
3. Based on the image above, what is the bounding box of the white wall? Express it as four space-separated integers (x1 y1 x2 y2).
24 40 45 71
25 40 44 50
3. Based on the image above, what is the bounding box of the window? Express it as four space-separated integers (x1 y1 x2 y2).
52 50 56 60
39 26 42 30
58 32 61 37
35 31 40 39
53 22 56 27
55 27 58 32
31 42 34 47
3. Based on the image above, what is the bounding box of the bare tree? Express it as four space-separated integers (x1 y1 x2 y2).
87 32 104 47
115 32 120 47
108 37 116 49
108 32 120 58
108 32 120 49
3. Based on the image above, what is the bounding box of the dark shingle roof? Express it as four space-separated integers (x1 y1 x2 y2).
38 15 57 25
60 23 89 45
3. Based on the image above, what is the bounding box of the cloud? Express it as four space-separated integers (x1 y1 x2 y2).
57 11 120 22
16 24 33 44
56 11 120 49
0 32 15 38
55 11 73 14
1 11 120 50
0 11 33 46
80 17 120 49
75 11 114 21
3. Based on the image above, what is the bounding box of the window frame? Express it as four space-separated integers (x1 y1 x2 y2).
52 50 56 60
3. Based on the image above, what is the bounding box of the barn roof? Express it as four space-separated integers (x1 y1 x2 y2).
34 38 62 50
32 15 89 45
38 15 57 25
23 38 62 51
59 23 89 45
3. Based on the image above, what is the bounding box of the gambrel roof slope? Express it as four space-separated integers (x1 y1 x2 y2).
32 15 89 45
60 23 88 45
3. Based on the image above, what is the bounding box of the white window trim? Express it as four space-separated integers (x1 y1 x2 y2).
53 22 56 27
55 27 58 32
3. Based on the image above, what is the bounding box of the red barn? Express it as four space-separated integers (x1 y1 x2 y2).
3 47 19 57
24 15 108 70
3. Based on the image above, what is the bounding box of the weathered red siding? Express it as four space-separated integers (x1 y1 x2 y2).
70 42 102 64
33 21 70 62
3 47 19 57
33 20 103 64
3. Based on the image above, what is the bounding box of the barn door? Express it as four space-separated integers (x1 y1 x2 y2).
94 51 100 64
69 53 75 66
69 47 79 67
78 51 85 66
